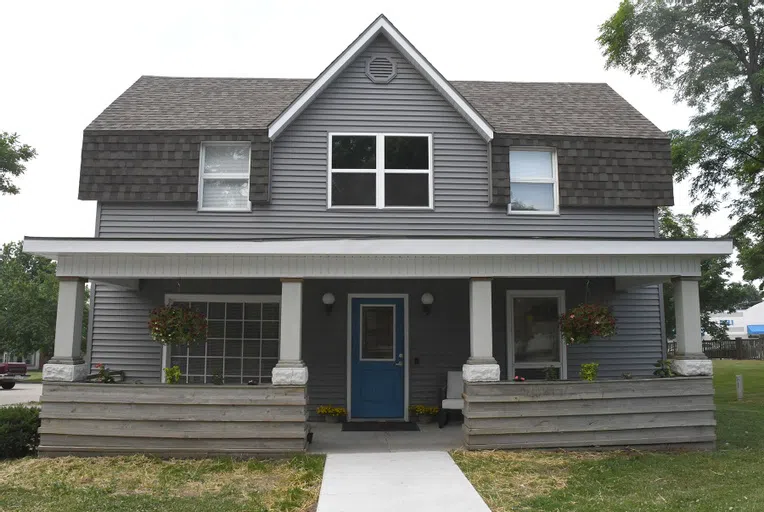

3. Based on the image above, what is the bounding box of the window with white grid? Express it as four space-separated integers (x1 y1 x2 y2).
167 297 280 384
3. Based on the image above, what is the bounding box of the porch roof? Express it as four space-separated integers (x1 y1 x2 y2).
23 236 731 285
24 236 731 259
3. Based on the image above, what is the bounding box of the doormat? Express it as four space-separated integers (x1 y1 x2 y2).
342 421 420 432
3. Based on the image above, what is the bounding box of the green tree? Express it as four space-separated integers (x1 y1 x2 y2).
0 241 88 358
598 1 764 283
0 132 37 195
659 208 762 340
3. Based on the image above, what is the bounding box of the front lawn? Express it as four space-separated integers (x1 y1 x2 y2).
24 370 42 383
453 360 764 511
0 454 325 512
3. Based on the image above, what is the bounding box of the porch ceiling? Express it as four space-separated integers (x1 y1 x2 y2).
24 237 731 280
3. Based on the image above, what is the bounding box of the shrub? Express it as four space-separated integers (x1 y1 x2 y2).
316 406 346 417
0 405 41 459
543 366 560 380
654 359 675 378
559 303 617 345
408 405 439 416
164 365 182 384
580 362 600 381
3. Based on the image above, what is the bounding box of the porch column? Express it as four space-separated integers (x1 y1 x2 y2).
671 277 712 376
463 278 500 382
272 278 308 385
43 277 89 382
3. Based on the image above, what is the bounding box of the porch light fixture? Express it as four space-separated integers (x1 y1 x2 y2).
421 292 434 315
322 292 336 315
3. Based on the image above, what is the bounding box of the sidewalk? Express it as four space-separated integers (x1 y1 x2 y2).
316 451 491 512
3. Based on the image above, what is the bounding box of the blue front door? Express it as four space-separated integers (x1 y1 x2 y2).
350 297 405 419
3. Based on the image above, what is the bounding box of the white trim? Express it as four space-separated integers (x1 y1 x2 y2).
161 293 281 384
267 15 493 142
328 133 433 209
508 147 559 215
506 290 567 380
197 141 253 213
358 304 397 362
346 294 409 422
24 237 734 258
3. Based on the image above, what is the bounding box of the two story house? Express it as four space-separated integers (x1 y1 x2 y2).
25 15 730 456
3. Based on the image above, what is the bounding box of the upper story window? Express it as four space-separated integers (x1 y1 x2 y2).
508 148 558 214
199 142 252 212
329 133 433 209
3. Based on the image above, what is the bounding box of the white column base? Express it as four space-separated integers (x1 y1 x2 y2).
272 366 309 386
43 363 89 382
671 359 713 376
462 363 500 383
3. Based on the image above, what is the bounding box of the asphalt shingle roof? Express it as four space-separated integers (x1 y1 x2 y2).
86 76 667 139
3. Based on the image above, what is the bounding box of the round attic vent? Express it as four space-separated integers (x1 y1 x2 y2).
365 55 397 84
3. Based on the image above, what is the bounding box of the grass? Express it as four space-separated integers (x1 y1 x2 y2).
453 360 764 512
24 371 42 383
0 454 325 512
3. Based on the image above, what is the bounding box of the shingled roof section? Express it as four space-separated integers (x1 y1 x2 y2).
86 76 667 140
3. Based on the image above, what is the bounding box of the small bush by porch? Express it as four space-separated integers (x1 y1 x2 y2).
0 454 325 512
453 359 764 511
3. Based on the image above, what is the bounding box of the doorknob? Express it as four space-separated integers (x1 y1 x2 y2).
395 353 404 367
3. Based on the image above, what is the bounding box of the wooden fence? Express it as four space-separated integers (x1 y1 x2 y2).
667 338 764 360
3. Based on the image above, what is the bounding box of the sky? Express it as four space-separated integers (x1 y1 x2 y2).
0 0 739 275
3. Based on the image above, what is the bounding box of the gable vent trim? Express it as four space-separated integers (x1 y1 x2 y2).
365 55 397 84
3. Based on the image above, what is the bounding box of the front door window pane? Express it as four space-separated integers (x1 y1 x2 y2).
513 297 560 363
361 306 395 360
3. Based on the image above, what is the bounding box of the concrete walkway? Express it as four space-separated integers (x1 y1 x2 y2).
316 451 491 512
0 383 42 406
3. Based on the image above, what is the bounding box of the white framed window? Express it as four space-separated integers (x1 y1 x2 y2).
328 133 433 209
162 294 280 385
508 148 559 214
506 290 567 380
198 142 252 212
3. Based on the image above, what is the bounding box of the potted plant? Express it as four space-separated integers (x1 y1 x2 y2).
316 406 346 423
559 303 616 345
164 365 182 384
148 304 208 346
409 405 439 424
580 362 600 381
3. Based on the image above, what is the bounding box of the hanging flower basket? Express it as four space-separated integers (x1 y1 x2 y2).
559 303 616 345
148 304 208 346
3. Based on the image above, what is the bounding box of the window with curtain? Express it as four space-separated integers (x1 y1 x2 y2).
508 149 558 213
199 142 252 211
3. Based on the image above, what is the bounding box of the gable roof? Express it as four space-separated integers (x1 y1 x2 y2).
267 15 494 141
86 76 667 139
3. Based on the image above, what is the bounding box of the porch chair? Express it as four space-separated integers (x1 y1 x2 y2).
437 370 464 428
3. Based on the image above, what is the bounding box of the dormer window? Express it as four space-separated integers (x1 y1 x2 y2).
328 133 433 209
508 148 559 214
198 142 252 212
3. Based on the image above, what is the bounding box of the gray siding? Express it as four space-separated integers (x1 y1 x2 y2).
90 277 662 414
491 279 663 380
301 279 470 416
90 284 159 381
90 279 281 382
95 34 660 240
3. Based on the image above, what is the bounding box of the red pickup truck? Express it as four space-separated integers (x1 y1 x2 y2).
0 362 28 389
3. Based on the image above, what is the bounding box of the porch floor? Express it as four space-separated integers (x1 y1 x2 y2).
308 421 464 454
